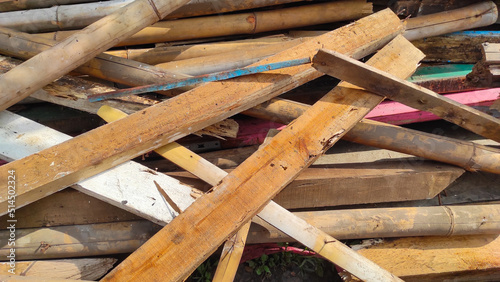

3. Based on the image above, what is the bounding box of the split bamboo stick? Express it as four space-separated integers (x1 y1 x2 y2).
404 1 498 41
245 97 500 175
38 1 372 46
0 0 191 111
105 36 294 65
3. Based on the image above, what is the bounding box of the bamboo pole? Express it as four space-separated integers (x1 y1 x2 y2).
249 204 500 243
288 2 499 43
39 1 372 46
246 96 500 175
106 35 296 65
97 98 404 281
0 26 190 105
155 38 307 75
0 0 305 32
404 1 498 41
0 0 134 32
0 9 403 216
0 0 95 12
0 0 191 111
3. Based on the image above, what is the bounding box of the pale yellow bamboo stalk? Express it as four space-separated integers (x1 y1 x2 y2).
0 0 191 111
38 1 372 46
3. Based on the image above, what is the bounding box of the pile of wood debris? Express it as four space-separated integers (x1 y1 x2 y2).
0 0 499 281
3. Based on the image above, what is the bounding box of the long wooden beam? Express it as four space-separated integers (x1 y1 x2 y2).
0 9 403 216
0 0 191 110
101 32 422 281
353 234 500 281
312 48 500 143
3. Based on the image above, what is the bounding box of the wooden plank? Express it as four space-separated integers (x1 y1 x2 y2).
168 162 465 209
105 36 296 65
353 234 500 281
97 105 400 281
0 275 92 281
0 111 195 224
0 221 161 260
0 9 404 216
212 221 252 282
312 48 500 143
154 38 306 76
101 32 421 281
0 0 191 110
0 258 116 280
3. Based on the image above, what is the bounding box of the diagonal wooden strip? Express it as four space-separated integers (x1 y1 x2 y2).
312 48 500 142
0 9 404 215
97 107 399 281
102 34 423 281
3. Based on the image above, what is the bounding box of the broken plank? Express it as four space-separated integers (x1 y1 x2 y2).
0 111 195 224
313 48 500 143
102 31 421 281
0 258 116 280
353 234 500 282
97 105 399 281
0 9 404 217
0 0 190 110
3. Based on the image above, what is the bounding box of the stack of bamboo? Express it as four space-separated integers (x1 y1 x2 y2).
0 0 500 281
